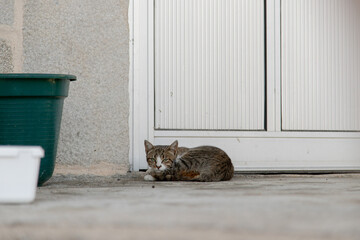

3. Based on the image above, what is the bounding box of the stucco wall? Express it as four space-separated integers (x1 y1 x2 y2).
0 0 130 174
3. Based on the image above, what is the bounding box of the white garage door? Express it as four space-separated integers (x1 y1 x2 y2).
130 0 360 171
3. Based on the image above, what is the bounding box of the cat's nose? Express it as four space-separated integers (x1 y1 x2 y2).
156 165 161 169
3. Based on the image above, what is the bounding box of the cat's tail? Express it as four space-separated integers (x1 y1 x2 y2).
176 170 201 181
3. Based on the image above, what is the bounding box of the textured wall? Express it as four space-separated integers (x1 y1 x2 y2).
0 0 130 173
0 0 15 73
0 39 13 72
0 0 14 25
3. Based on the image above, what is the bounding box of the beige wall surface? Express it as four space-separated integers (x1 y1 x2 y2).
0 0 130 174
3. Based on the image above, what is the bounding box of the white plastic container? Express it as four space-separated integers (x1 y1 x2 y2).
0 146 44 203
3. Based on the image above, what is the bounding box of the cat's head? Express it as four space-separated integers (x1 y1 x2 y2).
144 140 178 171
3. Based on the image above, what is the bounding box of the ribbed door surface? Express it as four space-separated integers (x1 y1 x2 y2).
154 0 265 130
282 0 360 131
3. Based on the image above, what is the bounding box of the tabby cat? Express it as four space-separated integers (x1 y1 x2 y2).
144 140 234 182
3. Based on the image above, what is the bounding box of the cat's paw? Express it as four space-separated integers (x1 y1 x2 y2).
144 175 156 181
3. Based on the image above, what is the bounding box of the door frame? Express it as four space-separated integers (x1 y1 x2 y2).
129 0 360 171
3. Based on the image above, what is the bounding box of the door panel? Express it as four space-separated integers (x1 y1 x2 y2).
154 0 265 130
281 0 360 131
154 136 360 171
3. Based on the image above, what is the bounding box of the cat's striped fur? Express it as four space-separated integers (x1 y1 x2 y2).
144 140 234 182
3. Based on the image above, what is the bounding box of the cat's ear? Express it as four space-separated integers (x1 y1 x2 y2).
169 140 178 153
144 140 154 153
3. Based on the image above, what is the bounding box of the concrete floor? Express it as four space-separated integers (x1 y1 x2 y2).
0 173 359 240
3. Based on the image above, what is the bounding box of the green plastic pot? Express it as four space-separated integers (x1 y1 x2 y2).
0 74 76 186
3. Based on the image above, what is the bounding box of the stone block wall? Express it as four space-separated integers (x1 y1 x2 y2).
0 0 130 175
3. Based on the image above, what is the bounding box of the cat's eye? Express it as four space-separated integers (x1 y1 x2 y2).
162 159 169 163
148 158 156 162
